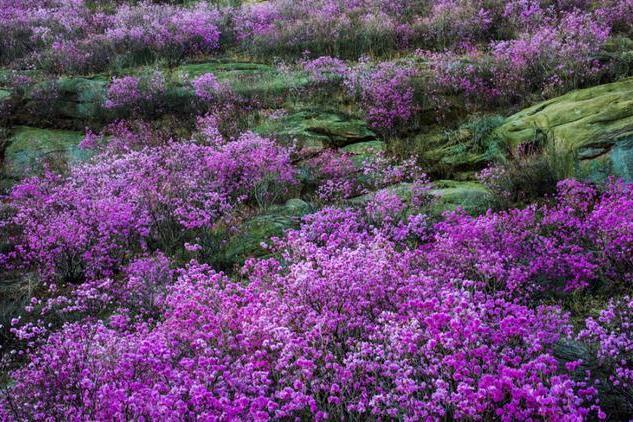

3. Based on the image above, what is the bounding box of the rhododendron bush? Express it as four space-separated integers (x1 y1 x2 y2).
2 0 633 420
2 177 632 419
0 0 222 72
0 131 294 303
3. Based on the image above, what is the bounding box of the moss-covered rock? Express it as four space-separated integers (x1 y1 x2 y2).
178 60 309 99
428 180 491 214
55 77 107 121
256 110 377 148
413 129 490 174
1 127 89 190
495 78 633 181
348 180 490 215
19 77 107 128
217 199 313 267
341 140 386 165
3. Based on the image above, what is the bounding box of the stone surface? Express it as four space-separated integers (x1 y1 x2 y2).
19 77 107 128
495 78 633 181
218 198 313 266
55 77 107 121
428 180 491 214
348 180 491 215
256 110 377 148
1 126 89 190
178 60 309 98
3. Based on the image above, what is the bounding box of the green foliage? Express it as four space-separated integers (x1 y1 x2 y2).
389 114 506 179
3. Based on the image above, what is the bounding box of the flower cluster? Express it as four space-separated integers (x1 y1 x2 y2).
104 71 171 113
0 0 222 73
302 56 348 84
1 132 294 291
345 60 419 130
425 7 610 108
6 181 629 419
191 72 227 102
2 1 633 420
579 297 633 398
428 179 633 296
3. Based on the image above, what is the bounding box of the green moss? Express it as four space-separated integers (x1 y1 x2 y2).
217 199 313 267
341 140 385 155
177 61 310 98
2 127 90 189
388 114 505 179
428 180 492 215
256 110 376 148
56 77 107 120
341 140 386 166
347 179 491 215
495 78 633 181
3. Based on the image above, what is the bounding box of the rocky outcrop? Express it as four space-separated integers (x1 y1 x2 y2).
1 126 89 191
495 78 633 181
256 110 378 148
217 198 312 268
348 180 491 215
178 60 309 99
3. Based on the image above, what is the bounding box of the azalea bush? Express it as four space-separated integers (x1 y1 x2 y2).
2 1 633 420
0 130 294 294
426 9 610 110
344 59 420 131
0 0 223 73
5 179 633 419
103 70 237 120
579 296 633 413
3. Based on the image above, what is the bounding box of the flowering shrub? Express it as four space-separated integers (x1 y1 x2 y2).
345 60 419 130
234 0 403 58
492 11 610 98
103 70 239 119
420 0 496 49
80 120 169 154
426 8 610 108
1 133 294 286
302 150 361 202
3 187 621 419
103 71 173 116
232 1 281 42
600 0 633 36
194 113 225 146
361 151 425 189
0 1 222 73
3 1 633 420
302 56 348 85
579 296 633 410
427 179 633 297
191 72 228 102
104 2 221 66
104 76 141 110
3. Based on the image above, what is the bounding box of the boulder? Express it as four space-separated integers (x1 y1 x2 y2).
217 198 313 267
428 180 492 214
348 180 491 215
495 78 633 181
178 60 309 99
256 110 377 148
55 77 107 121
1 126 89 190
341 140 386 166
19 77 107 128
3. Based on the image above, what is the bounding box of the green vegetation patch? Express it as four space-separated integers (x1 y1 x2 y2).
2 127 90 184
256 110 377 148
